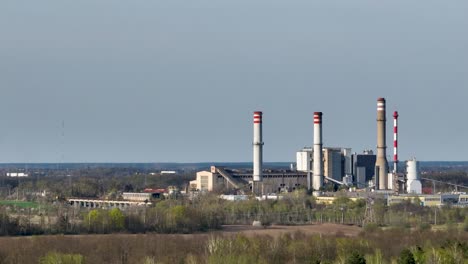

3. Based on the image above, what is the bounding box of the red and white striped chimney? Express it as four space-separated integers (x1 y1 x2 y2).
313 112 323 190
393 111 399 173
253 111 263 182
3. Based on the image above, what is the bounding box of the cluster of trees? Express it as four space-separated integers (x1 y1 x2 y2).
0 168 195 201
0 227 466 263
206 232 468 264
1 191 468 236
83 200 223 234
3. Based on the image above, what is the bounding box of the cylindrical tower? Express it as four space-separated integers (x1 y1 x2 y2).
406 159 419 182
375 98 389 190
253 111 263 182
393 111 399 173
313 112 323 190
406 158 422 194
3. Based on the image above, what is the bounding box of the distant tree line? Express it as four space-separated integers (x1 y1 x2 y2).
0 168 195 201
0 191 467 237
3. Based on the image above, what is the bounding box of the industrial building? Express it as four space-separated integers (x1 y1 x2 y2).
297 148 348 180
387 193 467 207
352 150 376 187
189 166 307 193
296 147 313 173
190 170 219 192
122 191 164 202
188 97 455 198
323 148 344 181
122 192 155 202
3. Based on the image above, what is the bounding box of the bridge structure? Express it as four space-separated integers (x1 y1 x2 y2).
214 166 242 189
67 198 150 209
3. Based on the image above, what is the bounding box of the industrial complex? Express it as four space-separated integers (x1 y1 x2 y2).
188 98 467 207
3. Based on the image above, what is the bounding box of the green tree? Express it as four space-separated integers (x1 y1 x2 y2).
109 208 125 231
86 209 102 233
398 249 415 264
411 246 425 264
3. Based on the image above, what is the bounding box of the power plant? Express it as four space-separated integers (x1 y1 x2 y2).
188 97 436 199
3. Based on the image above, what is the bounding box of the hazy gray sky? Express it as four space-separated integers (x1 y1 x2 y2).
0 1 467 162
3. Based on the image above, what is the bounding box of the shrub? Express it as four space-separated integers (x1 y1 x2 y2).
346 251 366 264
363 223 379 233
398 249 415 264
418 223 431 231
39 252 84 264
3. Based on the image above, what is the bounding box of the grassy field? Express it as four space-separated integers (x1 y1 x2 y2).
0 224 465 264
0 200 39 208
0 224 362 263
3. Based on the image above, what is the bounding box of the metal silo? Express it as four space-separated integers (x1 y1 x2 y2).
406 158 422 194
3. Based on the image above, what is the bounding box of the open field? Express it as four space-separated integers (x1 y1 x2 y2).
219 223 361 237
0 200 39 208
0 224 466 263
0 224 360 263
0 223 361 241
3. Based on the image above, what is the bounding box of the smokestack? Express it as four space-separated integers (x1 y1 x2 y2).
376 98 389 190
313 112 323 190
393 111 399 173
253 111 263 182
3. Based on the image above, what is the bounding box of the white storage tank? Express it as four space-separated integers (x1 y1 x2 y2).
406 158 422 194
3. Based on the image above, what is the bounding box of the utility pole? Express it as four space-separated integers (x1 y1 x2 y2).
341 207 344 224
363 197 376 226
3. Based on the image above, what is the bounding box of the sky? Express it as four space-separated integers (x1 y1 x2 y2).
0 0 467 163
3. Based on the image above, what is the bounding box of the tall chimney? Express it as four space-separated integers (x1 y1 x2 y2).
393 111 399 173
253 111 263 182
313 112 323 190
376 98 389 190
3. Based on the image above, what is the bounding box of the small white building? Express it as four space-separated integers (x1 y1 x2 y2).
122 192 153 202
6 172 29 177
161 171 176 174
